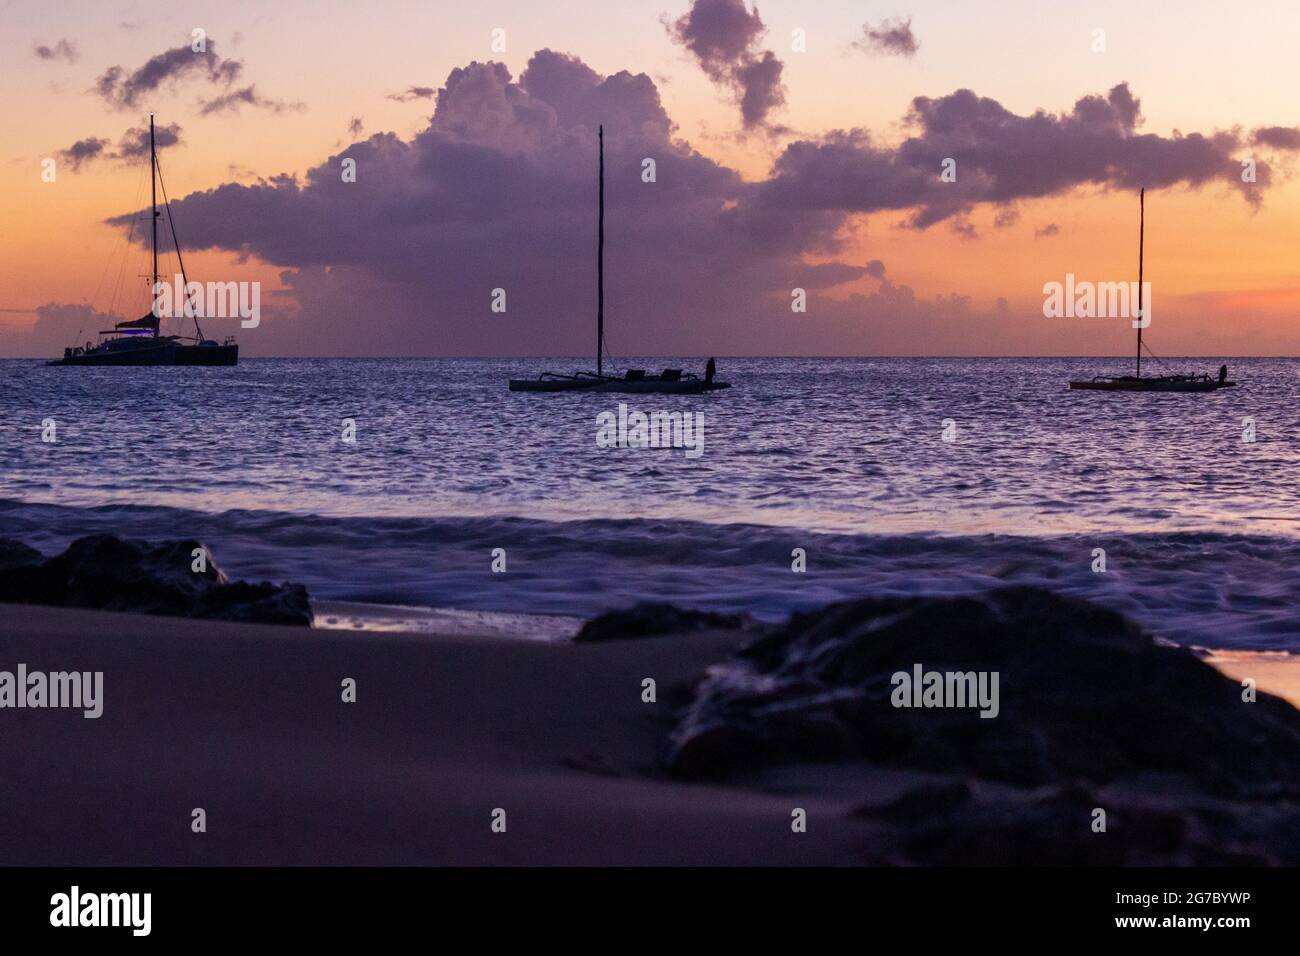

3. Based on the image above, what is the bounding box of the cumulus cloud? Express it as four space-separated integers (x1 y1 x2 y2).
756 83 1281 228
198 84 305 116
387 86 436 102
852 17 919 57
0 303 124 357
1034 223 1060 238
34 39 79 63
666 0 785 129
102 54 1300 356
95 41 243 110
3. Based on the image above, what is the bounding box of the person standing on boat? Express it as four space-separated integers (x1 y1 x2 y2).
705 357 716 387
1219 364 1228 384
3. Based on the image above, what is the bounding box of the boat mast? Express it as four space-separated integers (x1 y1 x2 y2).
597 124 604 378
1136 187 1144 378
150 113 159 337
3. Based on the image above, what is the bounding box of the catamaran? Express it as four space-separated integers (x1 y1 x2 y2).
508 125 728 395
1069 189 1232 393
48 114 238 367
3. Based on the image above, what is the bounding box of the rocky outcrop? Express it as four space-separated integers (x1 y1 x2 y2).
0 539 42 571
573 601 753 642
853 778 1297 866
0 535 312 626
663 587 1300 863
665 587 1300 792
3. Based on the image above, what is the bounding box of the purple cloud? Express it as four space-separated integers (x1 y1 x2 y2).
993 206 1020 228
756 83 1283 228
102 55 1300 357
666 0 785 129
1034 223 1060 239
852 17 919 57
0 302 125 357
34 39 79 63
55 124 182 172
59 137 110 171
1252 126 1300 149
198 85 306 116
115 122 183 158
95 41 243 110
387 86 436 102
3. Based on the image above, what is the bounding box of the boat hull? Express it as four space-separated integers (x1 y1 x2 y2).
1069 378 1234 393
593 379 728 395
175 344 239 366
510 373 729 394
47 344 177 366
48 340 238 367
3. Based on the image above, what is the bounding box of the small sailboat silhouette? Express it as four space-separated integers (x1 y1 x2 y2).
48 114 238 367
508 125 728 394
1069 189 1233 392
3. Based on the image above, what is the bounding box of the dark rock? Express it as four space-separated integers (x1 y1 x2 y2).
861 779 975 822
0 535 312 626
0 539 42 571
888 784 1281 866
574 601 753 642
665 587 1300 796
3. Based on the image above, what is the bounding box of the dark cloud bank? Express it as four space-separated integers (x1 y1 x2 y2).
106 50 1298 357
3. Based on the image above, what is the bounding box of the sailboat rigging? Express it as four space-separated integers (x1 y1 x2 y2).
1069 188 1232 393
48 114 238 367
508 125 728 394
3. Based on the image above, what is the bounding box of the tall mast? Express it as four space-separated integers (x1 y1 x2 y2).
150 112 159 337
1136 187 1144 378
597 124 604 378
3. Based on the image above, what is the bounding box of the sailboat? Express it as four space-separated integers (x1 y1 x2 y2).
508 125 728 395
1069 189 1231 392
48 114 238 367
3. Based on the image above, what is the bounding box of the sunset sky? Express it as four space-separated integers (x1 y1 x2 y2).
2 0 1298 357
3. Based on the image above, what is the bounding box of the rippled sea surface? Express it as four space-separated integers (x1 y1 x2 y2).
3 357 1297 535
1 357 1297 648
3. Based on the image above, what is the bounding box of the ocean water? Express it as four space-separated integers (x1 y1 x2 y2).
1 357 1297 648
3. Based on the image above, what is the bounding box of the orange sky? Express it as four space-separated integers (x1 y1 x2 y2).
2 0 1298 356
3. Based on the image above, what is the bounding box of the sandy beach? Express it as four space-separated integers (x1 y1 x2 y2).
0 603 876 865
4 598 1297 867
